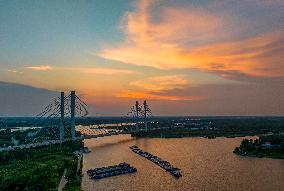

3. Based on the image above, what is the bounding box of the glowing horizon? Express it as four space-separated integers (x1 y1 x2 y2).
0 0 283 116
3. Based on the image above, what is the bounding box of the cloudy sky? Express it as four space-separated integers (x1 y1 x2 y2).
0 0 283 116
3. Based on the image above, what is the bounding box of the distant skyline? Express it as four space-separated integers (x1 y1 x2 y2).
0 0 284 116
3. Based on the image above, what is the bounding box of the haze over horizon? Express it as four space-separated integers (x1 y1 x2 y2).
1 0 284 116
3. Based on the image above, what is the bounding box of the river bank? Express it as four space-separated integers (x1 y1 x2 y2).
132 128 277 139
233 134 284 159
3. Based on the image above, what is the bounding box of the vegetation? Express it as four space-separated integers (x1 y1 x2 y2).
234 134 284 159
0 117 85 190
0 140 83 191
0 128 37 147
132 117 284 138
2 117 284 139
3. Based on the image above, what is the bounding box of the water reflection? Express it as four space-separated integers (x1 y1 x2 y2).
82 135 284 191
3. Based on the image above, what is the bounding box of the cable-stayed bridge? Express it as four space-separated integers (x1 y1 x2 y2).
0 91 185 152
25 91 88 142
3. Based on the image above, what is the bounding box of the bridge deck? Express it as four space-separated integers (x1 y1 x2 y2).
0 126 176 152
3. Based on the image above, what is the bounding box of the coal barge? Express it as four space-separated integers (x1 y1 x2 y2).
130 146 182 178
87 162 137 180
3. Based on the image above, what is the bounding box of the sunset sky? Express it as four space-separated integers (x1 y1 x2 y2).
0 0 284 116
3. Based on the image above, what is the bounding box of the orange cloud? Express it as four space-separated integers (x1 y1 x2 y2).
130 75 188 92
26 65 53 71
68 67 137 75
7 70 23 74
116 91 202 101
100 0 284 79
122 0 223 45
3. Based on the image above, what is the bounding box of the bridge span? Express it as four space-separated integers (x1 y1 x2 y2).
0 125 179 152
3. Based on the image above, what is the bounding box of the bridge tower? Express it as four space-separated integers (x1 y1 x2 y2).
70 91 76 140
135 101 139 131
32 90 88 142
143 100 148 132
60 92 65 140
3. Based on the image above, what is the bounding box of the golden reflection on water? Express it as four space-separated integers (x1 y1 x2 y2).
82 135 284 191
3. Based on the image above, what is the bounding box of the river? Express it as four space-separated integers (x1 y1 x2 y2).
82 135 284 191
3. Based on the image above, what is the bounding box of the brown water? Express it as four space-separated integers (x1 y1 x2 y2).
82 135 284 191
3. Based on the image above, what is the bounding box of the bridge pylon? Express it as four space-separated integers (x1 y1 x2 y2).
60 92 65 140
127 100 153 133
32 90 88 142
70 91 76 140
143 100 148 132
135 101 139 131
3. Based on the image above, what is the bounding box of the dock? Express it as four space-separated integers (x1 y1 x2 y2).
129 146 182 178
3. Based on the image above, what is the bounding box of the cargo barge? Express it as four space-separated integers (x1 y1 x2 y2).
130 146 182 178
87 162 137 180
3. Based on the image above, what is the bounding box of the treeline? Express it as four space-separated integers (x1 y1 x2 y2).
234 134 284 159
1 116 284 129
134 117 284 138
0 125 84 147
211 117 284 131
0 128 36 147
0 140 82 164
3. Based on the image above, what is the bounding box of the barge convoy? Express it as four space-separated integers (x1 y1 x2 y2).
130 145 182 178
87 162 137 180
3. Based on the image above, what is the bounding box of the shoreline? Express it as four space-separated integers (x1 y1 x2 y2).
233 150 284 160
